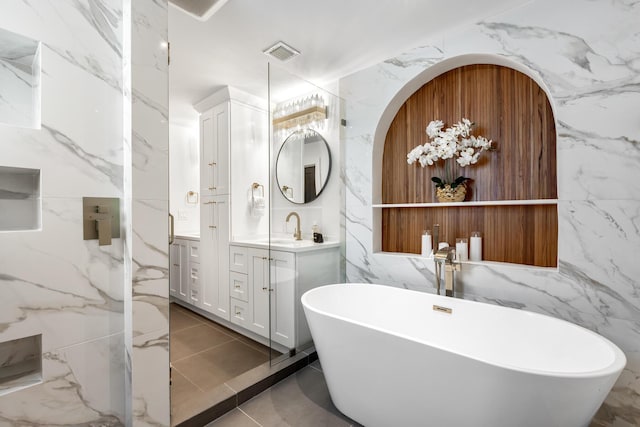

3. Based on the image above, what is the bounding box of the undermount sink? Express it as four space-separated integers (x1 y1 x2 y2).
268 238 296 244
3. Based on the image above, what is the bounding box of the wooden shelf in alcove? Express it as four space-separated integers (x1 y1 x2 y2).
380 204 558 267
380 64 558 267
373 199 558 208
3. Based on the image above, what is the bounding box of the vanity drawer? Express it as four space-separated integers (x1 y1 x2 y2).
229 245 248 274
189 241 200 263
230 271 248 302
229 298 250 329
189 263 200 306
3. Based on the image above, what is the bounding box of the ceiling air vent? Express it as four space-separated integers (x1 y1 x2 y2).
263 41 300 62
169 0 229 21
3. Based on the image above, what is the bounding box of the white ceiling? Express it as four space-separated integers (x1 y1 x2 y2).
169 0 527 126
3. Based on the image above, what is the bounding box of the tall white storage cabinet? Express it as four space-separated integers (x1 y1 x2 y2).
195 87 268 322
200 104 229 197
198 99 231 321
199 195 229 319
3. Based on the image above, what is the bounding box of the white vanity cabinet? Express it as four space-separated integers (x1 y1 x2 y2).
228 242 340 350
169 237 200 305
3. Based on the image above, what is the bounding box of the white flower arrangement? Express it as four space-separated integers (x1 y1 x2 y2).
407 118 492 188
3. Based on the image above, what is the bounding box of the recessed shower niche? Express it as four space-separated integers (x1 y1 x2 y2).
0 334 42 397
0 27 41 129
0 166 41 231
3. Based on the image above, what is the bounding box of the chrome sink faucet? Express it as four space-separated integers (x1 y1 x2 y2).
286 212 302 240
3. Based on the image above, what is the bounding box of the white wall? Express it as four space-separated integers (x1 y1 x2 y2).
340 0 640 425
229 99 269 240
170 121 200 234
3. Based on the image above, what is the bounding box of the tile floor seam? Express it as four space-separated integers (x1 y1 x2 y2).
223 382 237 394
172 304 203 318
175 322 236 340
171 310 205 323
308 364 322 373
238 408 264 426
200 321 240 337
170 364 207 393
170 337 240 364
234 337 272 356
170 318 206 332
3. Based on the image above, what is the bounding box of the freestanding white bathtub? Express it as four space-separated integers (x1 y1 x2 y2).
301 284 626 427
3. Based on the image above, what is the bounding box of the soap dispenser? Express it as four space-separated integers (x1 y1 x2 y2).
312 222 323 243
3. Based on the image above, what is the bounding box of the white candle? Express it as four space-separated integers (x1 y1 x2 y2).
470 232 482 261
456 238 468 261
421 230 432 257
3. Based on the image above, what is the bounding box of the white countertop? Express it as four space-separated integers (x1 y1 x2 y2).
231 238 340 253
175 233 200 241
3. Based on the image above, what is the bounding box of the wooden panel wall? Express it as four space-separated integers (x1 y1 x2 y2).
381 205 558 267
380 64 558 267
382 64 557 203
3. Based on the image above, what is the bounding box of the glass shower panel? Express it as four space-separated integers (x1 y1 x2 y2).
267 64 346 360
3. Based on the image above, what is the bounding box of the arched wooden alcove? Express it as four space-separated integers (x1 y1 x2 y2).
381 64 558 267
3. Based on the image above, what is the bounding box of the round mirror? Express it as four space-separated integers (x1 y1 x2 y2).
276 129 332 204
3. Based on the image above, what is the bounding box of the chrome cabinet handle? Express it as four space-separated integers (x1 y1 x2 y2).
203 201 216 204
208 186 217 190
209 225 217 229
208 162 216 166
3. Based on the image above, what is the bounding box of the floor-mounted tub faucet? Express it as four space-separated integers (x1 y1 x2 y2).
434 246 460 297
286 211 302 240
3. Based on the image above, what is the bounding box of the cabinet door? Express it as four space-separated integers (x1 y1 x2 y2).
169 242 180 298
170 239 189 302
270 251 296 349
247 248 269 338
178 240 189 301
200 103 229 196
199 195 230 320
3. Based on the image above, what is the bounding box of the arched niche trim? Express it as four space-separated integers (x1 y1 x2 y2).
371 53 556 206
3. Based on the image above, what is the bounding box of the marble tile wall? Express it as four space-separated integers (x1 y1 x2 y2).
339 0 640 425
0 0 127 424
0 27 40 129
129 0 170 426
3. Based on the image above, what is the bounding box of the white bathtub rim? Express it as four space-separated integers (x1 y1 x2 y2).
301 283 627 380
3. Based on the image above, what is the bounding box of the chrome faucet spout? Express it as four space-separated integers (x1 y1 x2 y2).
286 212 302 240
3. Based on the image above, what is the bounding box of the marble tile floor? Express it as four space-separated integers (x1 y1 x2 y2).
205 361 362 427
170 303 276 423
